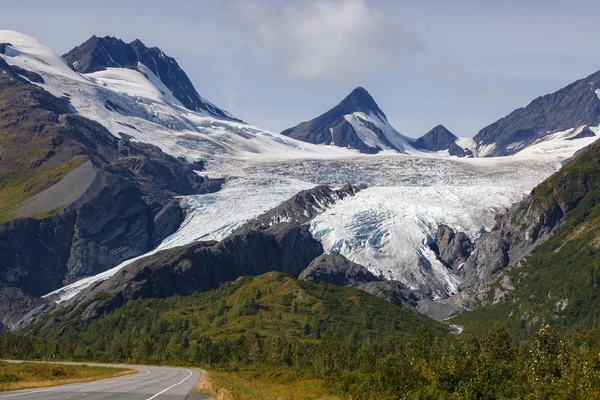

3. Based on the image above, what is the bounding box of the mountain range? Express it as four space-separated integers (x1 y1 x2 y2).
0 29 599 340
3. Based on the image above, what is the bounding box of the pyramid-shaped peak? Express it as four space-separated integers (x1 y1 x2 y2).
414 124 459 152
343 86 374 103
429 125 453 134
340 86 386 120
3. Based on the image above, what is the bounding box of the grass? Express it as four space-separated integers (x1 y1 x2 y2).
0 156 86 223
194 369 233 400
206 368 341 400
0 361 135 392
31 204 69 220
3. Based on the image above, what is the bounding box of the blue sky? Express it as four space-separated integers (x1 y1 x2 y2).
4 0 600 137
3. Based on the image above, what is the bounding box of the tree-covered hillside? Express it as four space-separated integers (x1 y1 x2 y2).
456 141 600 335
3 273 600 398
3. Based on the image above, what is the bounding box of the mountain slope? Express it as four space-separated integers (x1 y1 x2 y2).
63 35 241 122
0 37 222 329
281 87 413 154
16 185 364 328
19 273 446 362
474 69 600 156
454 140 600 334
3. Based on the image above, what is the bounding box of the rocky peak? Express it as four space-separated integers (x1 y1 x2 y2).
63 36 241 122
339 86 387 119
414 125 471 157
281 87 408 154
414 125 458 151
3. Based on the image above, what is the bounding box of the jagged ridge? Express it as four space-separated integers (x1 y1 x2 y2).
63 35 241 122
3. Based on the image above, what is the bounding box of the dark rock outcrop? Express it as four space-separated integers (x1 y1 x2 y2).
63 36 241 122
298 253 466 320
281 87 408 154
0 282 43 329
432 224 474 269
567 126 596 141
45 222 323 324
473 69 600 156
299 254 379 286
240 184 364 231
413 125 473 157
414 125 458 151
458 191 564 289
449 142 472 157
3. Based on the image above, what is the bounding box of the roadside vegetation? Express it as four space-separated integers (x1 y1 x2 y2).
0 361 134 392
2 272 600 398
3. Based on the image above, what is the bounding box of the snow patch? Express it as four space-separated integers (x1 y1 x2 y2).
343 111 412 153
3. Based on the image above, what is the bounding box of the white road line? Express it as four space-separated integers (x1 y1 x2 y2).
0 369 150 398
145 369 194 400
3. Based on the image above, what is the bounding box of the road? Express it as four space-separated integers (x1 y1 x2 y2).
0 363 202 400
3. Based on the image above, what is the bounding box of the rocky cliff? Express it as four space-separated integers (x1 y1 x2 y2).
0 53 222 328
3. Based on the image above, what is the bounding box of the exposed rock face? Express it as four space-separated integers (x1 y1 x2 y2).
298 253 466 320
0 282 43 329
63 36 241 122
241 184 364 231
0 53 222 328
34 222 323 325
452 145 597 307
433 224 474 269
567 126 596 141
458 192 563 289
473 69 600 156
299 254 379 286
414 125 458 151
449 142 600 329
281 87 407 154
448 142 472 157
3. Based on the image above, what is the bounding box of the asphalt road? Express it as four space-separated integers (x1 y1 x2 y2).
0 363 202 400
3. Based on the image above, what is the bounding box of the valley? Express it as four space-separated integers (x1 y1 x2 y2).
1 20 600 398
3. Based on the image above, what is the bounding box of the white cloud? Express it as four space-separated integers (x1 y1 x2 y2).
226 0 423 80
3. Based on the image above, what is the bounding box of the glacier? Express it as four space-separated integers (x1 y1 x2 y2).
2 30 597 307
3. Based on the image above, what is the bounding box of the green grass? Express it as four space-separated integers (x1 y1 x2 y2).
0 361 134 392
0 156 86 223
207 368 341 400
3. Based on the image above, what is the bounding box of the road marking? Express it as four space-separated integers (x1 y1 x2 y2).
0 369 150 398
145 369 194 400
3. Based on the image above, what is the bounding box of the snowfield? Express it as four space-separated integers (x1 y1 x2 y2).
2 30 597 306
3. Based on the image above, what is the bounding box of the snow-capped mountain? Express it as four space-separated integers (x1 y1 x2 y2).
473 69 600 157
63 35 241 122
414 125 472 157
281 87 414 154
0 31 361 165
1 29 598 326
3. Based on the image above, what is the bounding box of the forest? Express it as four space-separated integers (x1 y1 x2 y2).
2 272 600 399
